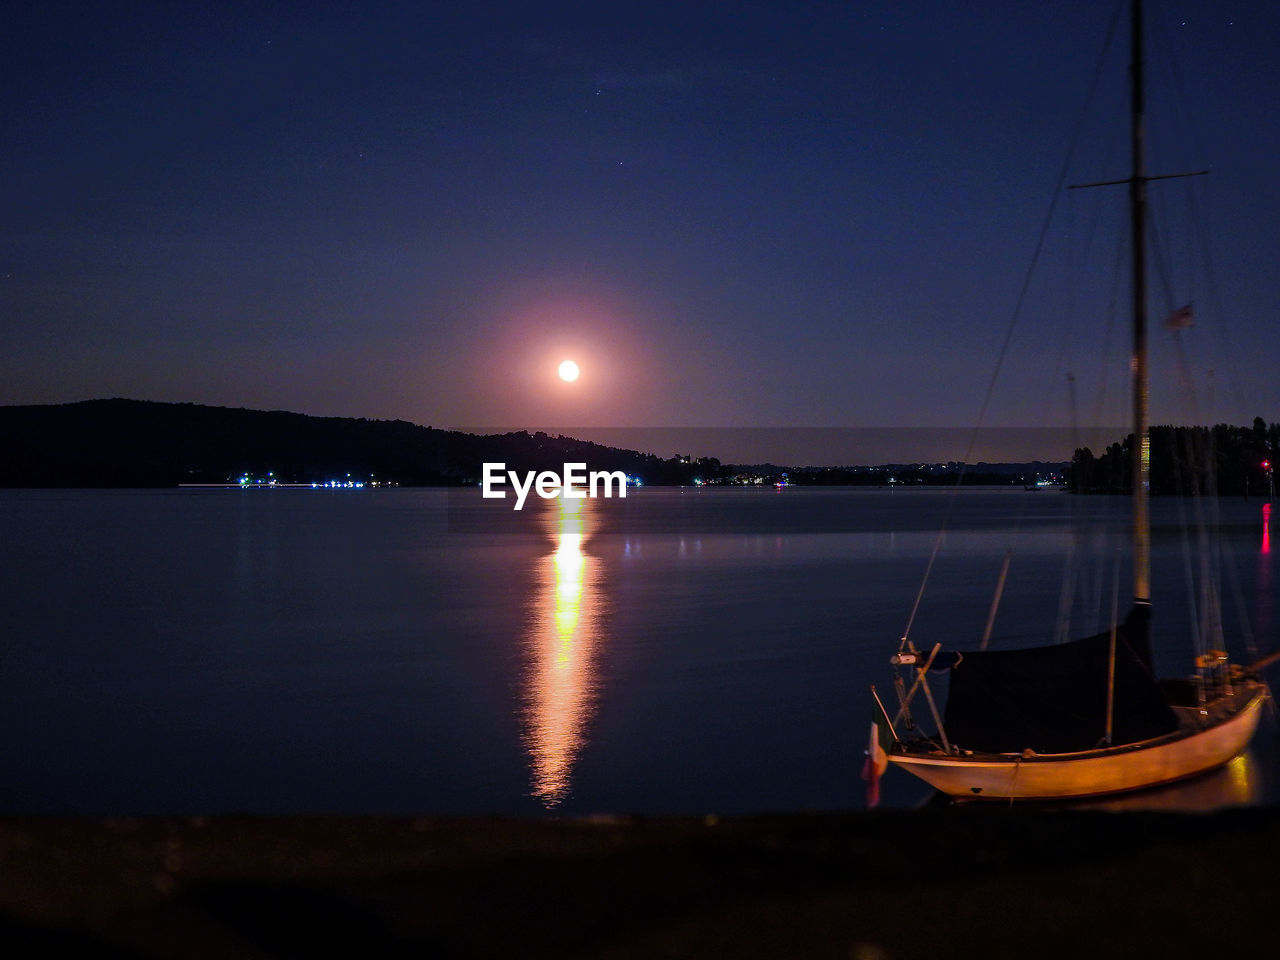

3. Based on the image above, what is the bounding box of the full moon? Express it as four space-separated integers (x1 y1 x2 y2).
558 360 580 382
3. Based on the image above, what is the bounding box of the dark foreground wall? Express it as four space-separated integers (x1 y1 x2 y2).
2 808 1278 958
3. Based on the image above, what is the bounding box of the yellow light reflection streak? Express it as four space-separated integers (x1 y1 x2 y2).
525 494 601 806
1221 751 1258 806
1073 749 1260 812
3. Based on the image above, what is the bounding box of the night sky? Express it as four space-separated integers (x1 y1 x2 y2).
4 1 1278 461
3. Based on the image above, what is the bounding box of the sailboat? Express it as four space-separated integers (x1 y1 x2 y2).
873 0 1271 802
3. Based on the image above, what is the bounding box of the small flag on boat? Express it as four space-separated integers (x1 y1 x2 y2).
1163 303 1194 330
861 711 891 808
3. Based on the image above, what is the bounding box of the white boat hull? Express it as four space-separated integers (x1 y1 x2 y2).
889 685 1267 800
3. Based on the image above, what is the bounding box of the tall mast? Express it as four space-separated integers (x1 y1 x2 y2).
1130 0 1150 606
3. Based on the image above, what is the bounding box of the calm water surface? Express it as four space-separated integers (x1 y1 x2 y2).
2 487 1275 815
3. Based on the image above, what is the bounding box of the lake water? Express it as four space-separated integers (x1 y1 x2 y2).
2 486 1275 816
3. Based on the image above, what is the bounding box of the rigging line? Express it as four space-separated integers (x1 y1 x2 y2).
1059 357 1086 643
1186 181 1251 421
1058 53 1124 383
1105 545 1121 747
1202 432 1229 650
1059 190 1078 375
1057 365 1084 645
1055 127 1117 390
1146 194 1179 321
1179 164 1198 310
1223 532 1260 663
1146 185 1198 371
1051 224 1080 454
1191 426 1222 655
1149 0 1212 169
1171 430 1203 659
899 2 1124 646
979 551 1013 652
1086 504 1108 637
1067 372 1079 462
1067 354 1107 637
1155 0 1247 421
1065 372 1098 635
1053 512 1080 645
1086 233 1127 442
1169 327 1203 432
1146 0 1215 312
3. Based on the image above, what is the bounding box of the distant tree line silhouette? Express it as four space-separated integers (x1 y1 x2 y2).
1069 417 1278 496
7 400 1269 493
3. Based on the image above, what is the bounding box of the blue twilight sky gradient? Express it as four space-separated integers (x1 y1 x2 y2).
3 1 1278 459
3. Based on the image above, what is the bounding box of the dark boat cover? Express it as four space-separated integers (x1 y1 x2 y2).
942 606 1179 754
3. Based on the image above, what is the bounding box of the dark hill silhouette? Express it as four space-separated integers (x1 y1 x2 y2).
0 399 708 487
